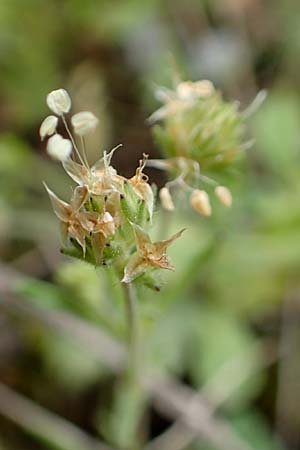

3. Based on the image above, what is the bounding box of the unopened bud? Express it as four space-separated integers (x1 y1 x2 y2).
47 134 72 161
103 211 115 235
190 189 211 216
47 89 71 115
103 211 113 223
159 187 175 211
215 186 232 208
193 80 214 97
177 80 214 101
71 111 99 136
40 115 58 140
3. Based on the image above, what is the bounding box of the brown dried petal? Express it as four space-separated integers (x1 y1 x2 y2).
70 185 89 212
63 158 91 186
68 221 86 255
44 183 70 222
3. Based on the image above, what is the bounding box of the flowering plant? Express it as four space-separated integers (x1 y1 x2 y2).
42 89 184 289
149 79 252 216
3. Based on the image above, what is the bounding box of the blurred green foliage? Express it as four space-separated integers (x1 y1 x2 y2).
1 1 300 450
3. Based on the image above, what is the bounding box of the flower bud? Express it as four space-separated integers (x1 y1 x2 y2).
190 189 211 216
159 187 175 211
71 111 99 136
103 211 115 234
215 186 232 208
192 80 214 97
39 115 58 140
47 134 72 161
176 80 214 101
47 89 71 115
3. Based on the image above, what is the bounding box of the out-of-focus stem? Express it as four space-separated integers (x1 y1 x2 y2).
123 282 139 380
0 382 114 450
81 135 90 168
275 291 300 449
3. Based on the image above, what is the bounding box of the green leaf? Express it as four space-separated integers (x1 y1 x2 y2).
189 306 265 410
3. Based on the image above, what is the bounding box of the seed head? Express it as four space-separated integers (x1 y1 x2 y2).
40 115 58 140
47 89 71 116
190 189 211 217
47 134 72 161
159 187 175 211
71 111 99 136
215 186 232 208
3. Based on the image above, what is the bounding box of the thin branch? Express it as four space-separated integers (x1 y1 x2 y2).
275 291 300 449
146 340 277 450
80 135 90 168
0 382 114 450
146 377 254 450
62 115 87 167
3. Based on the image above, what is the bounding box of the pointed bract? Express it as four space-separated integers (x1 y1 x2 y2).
44 183 90 254
123 224 185 283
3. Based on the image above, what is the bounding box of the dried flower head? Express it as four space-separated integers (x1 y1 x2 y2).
71 111 99 136
148 76 255 217
47 89 71 116
42 89 183 290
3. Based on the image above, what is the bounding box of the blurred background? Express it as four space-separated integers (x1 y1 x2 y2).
1 1 300 450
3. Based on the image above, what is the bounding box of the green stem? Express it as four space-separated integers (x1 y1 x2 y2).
123 282 139 380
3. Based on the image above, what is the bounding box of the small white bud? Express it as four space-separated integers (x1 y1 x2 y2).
103 211 113 223
39 115 58 140
159 187 175 211
103 211 115 234
47 89 71 115
71 111 99 136
47 134 72 161
193 80 214 97
215 186 232 208
176 82 195 101
190 189 212 217
177 80 214 101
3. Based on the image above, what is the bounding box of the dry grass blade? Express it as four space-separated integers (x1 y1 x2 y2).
0 382 115 450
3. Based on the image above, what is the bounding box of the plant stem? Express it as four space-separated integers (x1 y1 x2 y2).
123 282 139 380
81 135 90 168
62 115 87 168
